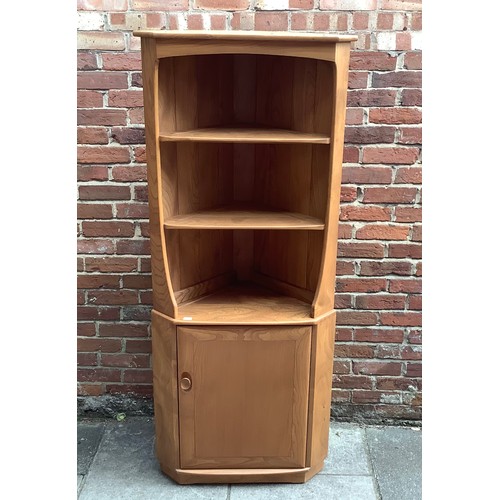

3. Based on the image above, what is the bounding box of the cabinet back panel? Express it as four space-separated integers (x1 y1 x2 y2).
157 55 332 134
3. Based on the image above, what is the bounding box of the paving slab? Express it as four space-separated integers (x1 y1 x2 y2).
78 417 228 500
230 474 377 500
366 426 422 500
77 421 105 475
322 422 371 475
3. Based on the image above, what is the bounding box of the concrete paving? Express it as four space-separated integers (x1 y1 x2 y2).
77 416 421 499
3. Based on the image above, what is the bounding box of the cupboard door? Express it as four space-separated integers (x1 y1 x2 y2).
177 325 311 469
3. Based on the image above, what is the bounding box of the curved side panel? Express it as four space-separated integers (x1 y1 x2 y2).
311 43 352 318
155 39 336 62
141 37 178 318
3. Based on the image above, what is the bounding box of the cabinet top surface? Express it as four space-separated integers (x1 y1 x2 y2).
133 30 357 43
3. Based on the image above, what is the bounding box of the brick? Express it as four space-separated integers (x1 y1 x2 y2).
78 306 120 321
336 260 355 275
362 146 420 165
389 279 421 293
320 0 376 9
394 207 422 222
85 257 138 273
343 167 392 185
254 12 288 30
337 242 385 258
356 294 406 310
396 32 412 51
131 73 143 88
77 71 128 90
350 52 397 71
335 328 352 341
411 12 422 30
78 12 105 30
336 278 387 293
100 323 149 337
77 146 130 164
333 360 350 374
380 312 422 326
77 32 125 50
334 294 352 309
115 203 149 219
123 369 153 383
290 0 313 8
370 108 422 124
187 14 203 29
77 274 121 289
313 13 331 31
107 384 154 396
412 224 422 242
345 126 396 144
77 337 122 352
77 384 105 396
346 108 364 125
353 328 404 343
77 239 114 254
101 354 150 368
78 127 108 145
348 89 397 107
88 290 139 305
78 368 121 382
108 90 144 108
77 203 113 219
352 12 369 30
338 223 353 239
111 127 145 145
356 224 410 240
375 345 402 359
230 12 255 30
82 221 135 237
377 12 393 30
112 166 148 182
353 361 402 376
340 186 357 202
210 14 227 29
291 12 307 30
376 378 420 391
133 185 149 202
352 391 385 404
335 344 375 358
408 329 422 344
404 52 422 70
78 53 98 71
380 0 422 10
78 353 98 366
398 127 422 144
340 205 391 222
402 345 421 359
388 243 422 258
401 89 422 107
126 339 152 353
415 262 422 276
79 185 131 200
140 223 150 237
336 13 348 30
406 363 422 377
131 0 188 9
372 71 421 89
363 187 418 204
333 375 372 390
195 0 250 7
77 258 84 272
336 311 378 326
408 295 422 310
360 261 412 276
255 0 288 9
77 323 97 337
77 166 108 182
116 239 151 255
77 90 104 108
343 146 360 163
78 109 127 126
77 0 128 9
133 146 147 163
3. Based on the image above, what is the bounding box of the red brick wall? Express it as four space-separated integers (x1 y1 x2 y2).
77 0 422 421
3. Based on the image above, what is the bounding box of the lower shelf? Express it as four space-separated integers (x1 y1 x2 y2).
177 282 312 323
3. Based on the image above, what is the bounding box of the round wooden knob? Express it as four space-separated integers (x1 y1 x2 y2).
180 376 192 391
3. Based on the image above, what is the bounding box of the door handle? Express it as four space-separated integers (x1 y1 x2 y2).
180 373 192 391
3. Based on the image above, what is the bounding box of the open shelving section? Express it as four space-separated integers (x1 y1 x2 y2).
136 30 355 484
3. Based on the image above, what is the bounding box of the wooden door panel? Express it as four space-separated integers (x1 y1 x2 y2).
177 325 311 469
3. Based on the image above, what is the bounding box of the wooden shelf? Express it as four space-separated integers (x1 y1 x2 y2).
177 283 312 323
164 207 325 230
159 127 330 144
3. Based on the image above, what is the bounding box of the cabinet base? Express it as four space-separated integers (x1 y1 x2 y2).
160 461 324 484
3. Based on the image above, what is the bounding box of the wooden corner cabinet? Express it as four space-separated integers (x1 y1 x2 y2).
134 30 356 484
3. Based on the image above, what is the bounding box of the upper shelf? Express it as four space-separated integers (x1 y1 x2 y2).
164 206 325 230
159 127 330 144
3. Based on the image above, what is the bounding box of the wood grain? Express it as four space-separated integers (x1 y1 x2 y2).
151 310 179 470
177 325 311 468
